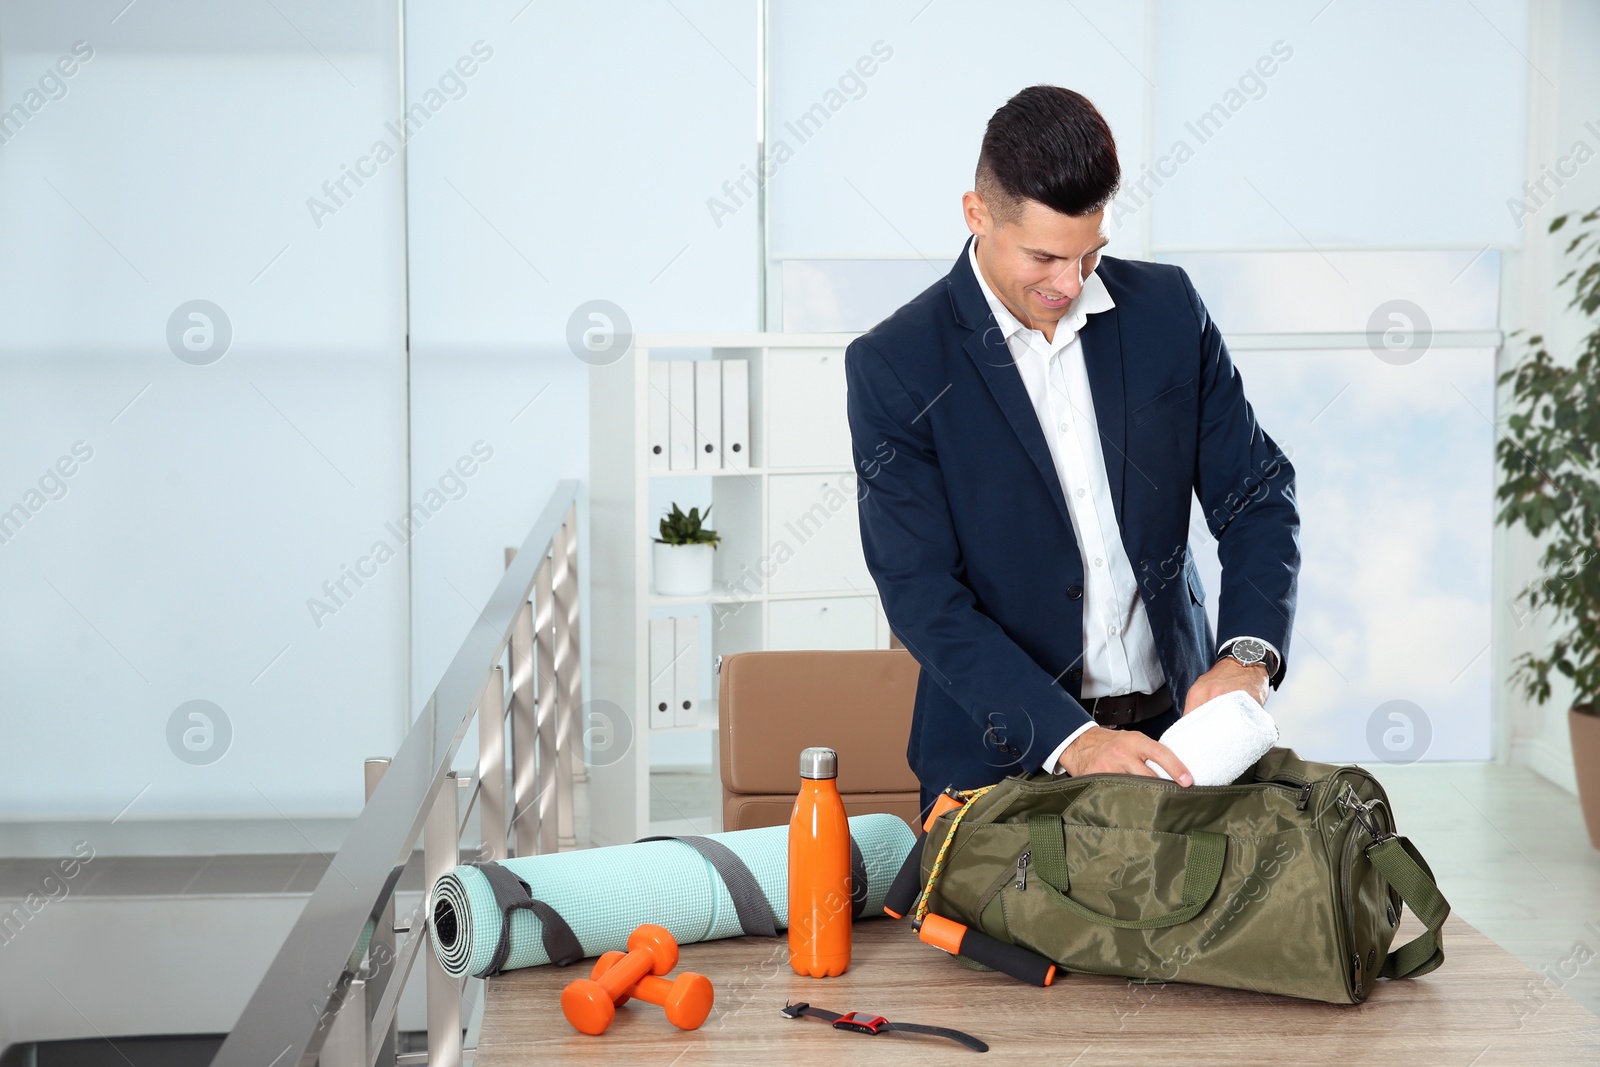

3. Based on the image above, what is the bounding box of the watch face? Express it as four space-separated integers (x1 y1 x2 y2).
1231 639 1266 664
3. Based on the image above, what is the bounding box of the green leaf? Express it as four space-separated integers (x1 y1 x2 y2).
1494 199 1600 706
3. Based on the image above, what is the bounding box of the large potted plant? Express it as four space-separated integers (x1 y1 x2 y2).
1495 204 1600 848
652 502 720 596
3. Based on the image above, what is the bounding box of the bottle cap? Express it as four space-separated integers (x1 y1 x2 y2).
799 746 838 779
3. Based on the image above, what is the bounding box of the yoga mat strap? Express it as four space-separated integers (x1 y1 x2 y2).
635 834 779 937
470 861 585 976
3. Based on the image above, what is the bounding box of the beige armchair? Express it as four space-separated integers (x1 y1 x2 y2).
717 648 922 831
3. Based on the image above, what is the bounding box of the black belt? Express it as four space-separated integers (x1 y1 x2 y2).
1082 682 1171 727
781 1002 988 1052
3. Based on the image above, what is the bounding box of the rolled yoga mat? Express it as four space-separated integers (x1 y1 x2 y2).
429 813 916 978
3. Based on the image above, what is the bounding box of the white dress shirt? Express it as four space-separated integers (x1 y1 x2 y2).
967 239 1281 773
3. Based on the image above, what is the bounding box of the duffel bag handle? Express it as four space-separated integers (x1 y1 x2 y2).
1026 815 1227 930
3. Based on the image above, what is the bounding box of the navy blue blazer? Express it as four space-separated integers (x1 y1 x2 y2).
845 234 1300 794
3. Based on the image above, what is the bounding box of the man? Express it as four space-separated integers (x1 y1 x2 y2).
845 86 1300 817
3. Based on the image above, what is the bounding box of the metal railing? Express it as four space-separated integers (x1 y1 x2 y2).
213 480 584 1067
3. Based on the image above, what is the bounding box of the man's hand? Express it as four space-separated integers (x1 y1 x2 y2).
1054 725 1193 785
1183 657 1270 714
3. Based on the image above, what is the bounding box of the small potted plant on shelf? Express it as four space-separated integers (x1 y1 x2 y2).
653 502 720 596
1495 204 1600 848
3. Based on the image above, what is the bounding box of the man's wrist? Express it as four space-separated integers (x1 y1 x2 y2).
1046 720 1098 774
1216 654 1272 683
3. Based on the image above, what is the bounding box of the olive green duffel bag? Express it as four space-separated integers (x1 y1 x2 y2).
909 746 1450 1003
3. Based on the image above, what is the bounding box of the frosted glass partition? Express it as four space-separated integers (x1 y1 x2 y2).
1159 249 1502 336
399 0 758 712
1187 347 1495 764
782 247 1505 337
781 257 946 333
0 4 409 819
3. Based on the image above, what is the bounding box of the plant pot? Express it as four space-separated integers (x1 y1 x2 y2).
1570 706 1600 850
653 541 714 596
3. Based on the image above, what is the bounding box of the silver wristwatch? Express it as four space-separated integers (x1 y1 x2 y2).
1224 637 1277 677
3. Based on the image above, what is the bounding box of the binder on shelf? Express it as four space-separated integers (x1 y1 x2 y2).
694 360 722 470
672 615 699 727
648 617 675 729
721 358 749 470
668 360 695 471
647 361 670 471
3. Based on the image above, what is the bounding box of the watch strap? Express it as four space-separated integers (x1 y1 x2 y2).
781 1002 989 1053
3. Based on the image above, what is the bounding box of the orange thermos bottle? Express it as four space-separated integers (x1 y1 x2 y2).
789 746 852 977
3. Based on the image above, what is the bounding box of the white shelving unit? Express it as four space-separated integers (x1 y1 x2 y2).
588 332 892 845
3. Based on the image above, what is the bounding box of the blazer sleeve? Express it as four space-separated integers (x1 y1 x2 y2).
845 337 1092 771
1180 267 1302 688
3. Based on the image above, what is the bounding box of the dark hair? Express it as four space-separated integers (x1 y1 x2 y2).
975 85 1120 225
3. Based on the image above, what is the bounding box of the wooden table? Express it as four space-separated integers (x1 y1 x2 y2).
476 913 1600 1065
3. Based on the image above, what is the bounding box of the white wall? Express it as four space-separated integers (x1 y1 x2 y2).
766 1 1149 265
1146 0 1528 250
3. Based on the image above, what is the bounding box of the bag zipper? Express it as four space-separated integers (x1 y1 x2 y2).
1335 778 1393 1000
1015 850 1030 891
1056 772 1314 798
1262 774 1316 810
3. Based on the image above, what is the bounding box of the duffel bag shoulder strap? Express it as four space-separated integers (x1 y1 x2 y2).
1364 835 1449 980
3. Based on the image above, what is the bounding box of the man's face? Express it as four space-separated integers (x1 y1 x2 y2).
965 192 1109 336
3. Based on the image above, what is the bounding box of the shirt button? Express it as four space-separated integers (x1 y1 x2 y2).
1066 584 1083 600
1109 624 1119 635
1094 557 1104 568
1076 488 1086 498
1058 421 1070 433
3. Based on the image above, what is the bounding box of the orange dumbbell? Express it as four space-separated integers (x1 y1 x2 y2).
560 923 680 1035
590 950 714 1030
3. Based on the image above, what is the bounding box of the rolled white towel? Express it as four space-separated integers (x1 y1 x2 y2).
1144 690 1280 786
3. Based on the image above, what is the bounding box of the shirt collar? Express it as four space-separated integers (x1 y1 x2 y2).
968 234 1115 350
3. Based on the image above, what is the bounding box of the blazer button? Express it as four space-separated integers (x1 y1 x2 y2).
1066 584 1083 600
1067 667 1083 682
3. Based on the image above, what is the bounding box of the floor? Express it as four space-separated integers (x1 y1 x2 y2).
647 763 727 837
1363 760 1600 1018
